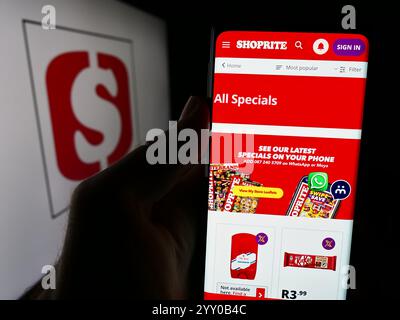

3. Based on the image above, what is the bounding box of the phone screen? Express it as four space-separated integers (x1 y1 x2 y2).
204 31 368 300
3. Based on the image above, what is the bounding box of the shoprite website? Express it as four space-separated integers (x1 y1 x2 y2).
204 31 368 300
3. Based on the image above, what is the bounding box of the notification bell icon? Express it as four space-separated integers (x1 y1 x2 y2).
313 38 329 55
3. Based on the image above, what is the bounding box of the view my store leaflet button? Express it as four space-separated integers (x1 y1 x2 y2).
233 186 284 199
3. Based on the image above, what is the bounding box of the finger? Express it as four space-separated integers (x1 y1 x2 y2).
150 164 208 255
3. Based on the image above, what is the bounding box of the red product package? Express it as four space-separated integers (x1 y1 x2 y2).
233 180 262 214
211 164 238 211
283 252 337 271
230 233 258 280
208 169 215 210
223 175 243 212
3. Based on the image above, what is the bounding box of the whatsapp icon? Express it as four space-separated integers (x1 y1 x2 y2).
308 172 328 191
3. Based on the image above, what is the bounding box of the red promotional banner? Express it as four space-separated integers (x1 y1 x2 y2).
210 133 360 220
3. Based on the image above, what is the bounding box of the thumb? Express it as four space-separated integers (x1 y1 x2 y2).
107 96 210 203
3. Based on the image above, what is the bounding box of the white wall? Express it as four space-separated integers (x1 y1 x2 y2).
0 0 169 299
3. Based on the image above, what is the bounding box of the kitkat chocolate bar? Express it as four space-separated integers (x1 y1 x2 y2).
283 252 337 271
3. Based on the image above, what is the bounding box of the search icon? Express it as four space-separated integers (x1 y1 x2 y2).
295 41 303 49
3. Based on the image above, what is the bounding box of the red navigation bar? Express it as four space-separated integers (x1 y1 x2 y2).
216 31 368 61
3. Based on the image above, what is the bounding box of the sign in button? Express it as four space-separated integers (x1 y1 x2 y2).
333 39 366 56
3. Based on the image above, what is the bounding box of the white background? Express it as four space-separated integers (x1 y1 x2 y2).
0 0 169 299
215 57 368 78
204 211 352 300
25 23 137 217
278 228 343 299
213 224 276 294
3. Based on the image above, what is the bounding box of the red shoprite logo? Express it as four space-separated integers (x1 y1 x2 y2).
46 51 133 180
236 40 288 50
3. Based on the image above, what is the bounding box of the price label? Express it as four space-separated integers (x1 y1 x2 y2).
281 289 308 299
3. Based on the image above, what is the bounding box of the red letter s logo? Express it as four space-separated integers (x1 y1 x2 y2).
46 51 133 180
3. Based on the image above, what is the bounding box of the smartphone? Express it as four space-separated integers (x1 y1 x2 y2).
204 30 368 300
